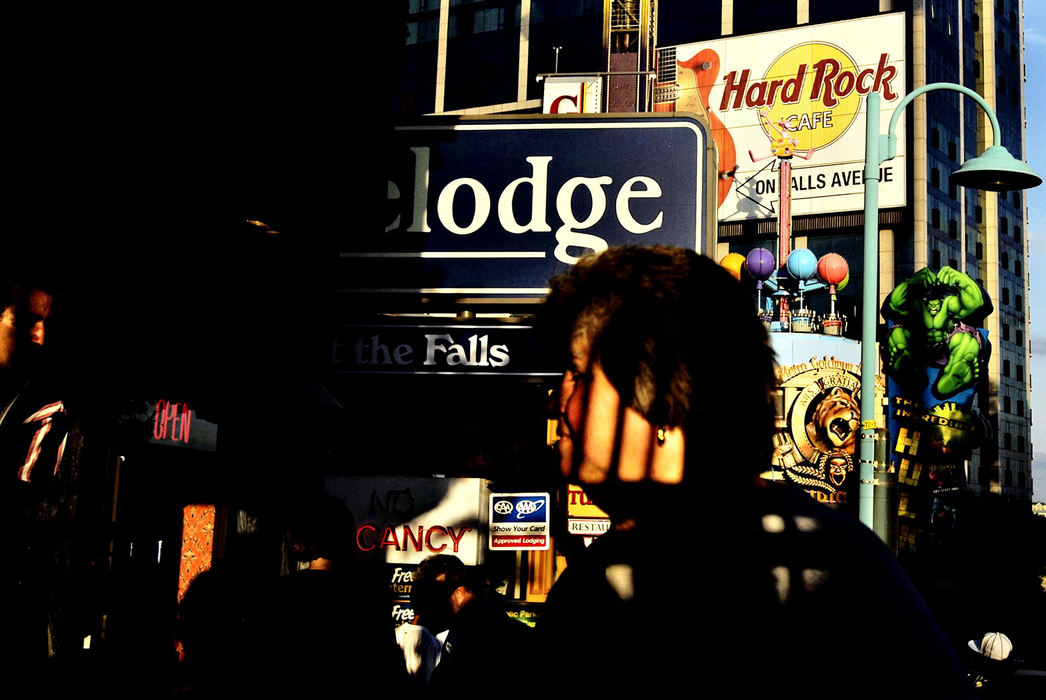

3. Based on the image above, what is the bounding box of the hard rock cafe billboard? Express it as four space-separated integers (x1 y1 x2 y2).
656 12 906 221
880 266 992 552
772 357 865 508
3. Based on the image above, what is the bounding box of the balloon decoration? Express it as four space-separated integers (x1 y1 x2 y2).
817 252 849 286
745 248 776 280
728 247 851 334
786 248 818 281
787 248 819 310
719 252 746 282
746 248 776 309
817 252 849 316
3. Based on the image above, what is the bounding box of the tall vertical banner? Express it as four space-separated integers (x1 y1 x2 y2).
880 266 992 552
656 12 906 220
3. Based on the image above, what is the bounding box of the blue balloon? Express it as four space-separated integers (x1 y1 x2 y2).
786 248 818 280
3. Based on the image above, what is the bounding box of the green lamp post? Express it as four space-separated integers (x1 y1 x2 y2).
859 83 1041 534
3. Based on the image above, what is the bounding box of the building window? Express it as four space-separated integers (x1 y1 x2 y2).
975 205 983 223
1018 400 1025 417
1002 287 1010 305
1004 395 1011 413
1000 216 1008 235
932 208 941 228
1014 225 1022 243
976 242 983 259
949 219 958 239
1004 432 1012 450
1016 329 1023 346
932 168 941 188
1003 323 1010 341
1016 294 1023 309
1017 364 1025 381
406 18 440 44
931 128 940 148
1004 359 1011 377
932 249 942 268
738 0 804 33
473 7 506 33
1015 260 1022 276
949 141 957 161
1002 252 1010 270
1018 435 1026 453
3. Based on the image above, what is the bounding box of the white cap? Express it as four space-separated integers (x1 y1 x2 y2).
968 632 1013 661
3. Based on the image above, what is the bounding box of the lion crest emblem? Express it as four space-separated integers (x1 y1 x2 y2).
804 386 859 455
771 361 864 500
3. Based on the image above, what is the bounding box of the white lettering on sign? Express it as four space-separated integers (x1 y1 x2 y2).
423 334 509 367
387 148 666 264
391 604 415 623
344 332 509 369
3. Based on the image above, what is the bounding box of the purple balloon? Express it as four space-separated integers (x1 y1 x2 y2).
746 248 776 281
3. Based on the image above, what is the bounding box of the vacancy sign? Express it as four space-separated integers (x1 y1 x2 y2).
489 493 550 550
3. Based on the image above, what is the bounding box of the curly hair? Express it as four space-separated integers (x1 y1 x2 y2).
540 246 777 481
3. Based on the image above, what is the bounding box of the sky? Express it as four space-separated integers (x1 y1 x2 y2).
1023 4 1046 502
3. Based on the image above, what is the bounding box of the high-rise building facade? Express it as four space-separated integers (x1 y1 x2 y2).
389 0 1033 503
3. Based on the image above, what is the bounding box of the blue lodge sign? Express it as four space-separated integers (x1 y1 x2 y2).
351 114 712 298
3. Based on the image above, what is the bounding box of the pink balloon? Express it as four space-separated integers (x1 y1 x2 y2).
817 253 849 286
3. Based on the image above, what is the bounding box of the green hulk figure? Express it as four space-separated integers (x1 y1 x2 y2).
881 266 990 398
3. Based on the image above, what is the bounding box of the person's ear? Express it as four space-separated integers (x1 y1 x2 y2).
451 585 469 611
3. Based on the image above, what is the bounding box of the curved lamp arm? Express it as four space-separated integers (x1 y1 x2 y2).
884 83 1001 160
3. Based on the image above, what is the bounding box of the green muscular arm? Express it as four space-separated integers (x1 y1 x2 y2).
936 266 984 320
885 267 937 321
